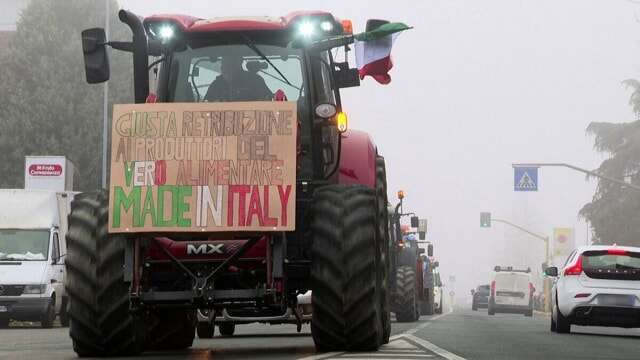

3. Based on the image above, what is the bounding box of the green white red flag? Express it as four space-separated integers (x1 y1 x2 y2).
354 22 411 84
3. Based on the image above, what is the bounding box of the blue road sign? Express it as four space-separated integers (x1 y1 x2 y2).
514 167 538 191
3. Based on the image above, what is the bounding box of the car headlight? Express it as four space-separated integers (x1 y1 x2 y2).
23 284 46 294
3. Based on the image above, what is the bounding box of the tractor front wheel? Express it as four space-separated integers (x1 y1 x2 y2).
65 191 143 357
311 185 382 352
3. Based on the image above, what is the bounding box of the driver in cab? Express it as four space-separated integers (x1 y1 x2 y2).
204 55 273 102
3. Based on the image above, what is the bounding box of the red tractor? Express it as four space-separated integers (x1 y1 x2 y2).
70 10 397 356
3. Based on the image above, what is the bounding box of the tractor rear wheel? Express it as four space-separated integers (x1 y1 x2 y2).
146 310 196 350
395 266 419 322
65 190 143 357
376 156 391 344
311 185 382 352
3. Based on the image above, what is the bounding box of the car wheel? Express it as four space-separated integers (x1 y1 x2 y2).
555 297 571 333
472 300 477 311
550 315 557 332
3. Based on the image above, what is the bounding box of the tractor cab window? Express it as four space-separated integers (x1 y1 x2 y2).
168 44 304 103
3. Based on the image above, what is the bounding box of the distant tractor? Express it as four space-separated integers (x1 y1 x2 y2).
388 192 437 321
68 10 404 356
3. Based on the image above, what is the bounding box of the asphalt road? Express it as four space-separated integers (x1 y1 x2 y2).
1 307 639 359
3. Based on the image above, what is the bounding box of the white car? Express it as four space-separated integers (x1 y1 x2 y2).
488 266 534 317
546 245 640 333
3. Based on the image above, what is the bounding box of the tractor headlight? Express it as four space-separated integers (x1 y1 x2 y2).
158 25 175 41
320 21 334 32
298 21 315 38
23 284 46 294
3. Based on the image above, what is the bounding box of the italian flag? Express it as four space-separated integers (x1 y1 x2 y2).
354 23 411 84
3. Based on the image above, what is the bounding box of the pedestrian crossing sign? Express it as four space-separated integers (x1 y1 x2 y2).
514 166 538 191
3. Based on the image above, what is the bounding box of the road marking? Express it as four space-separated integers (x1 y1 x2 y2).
404 334 466 360
298 311 462 360
341 354 434 358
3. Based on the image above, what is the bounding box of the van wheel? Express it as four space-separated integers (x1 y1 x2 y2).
41 297 55 328
0 317 9 328
218 322 235 336
59 297 69 327
197 321 215 339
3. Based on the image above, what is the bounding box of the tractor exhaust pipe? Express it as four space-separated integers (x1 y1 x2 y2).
118 9 149 103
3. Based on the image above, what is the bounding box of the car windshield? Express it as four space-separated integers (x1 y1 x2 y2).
583 252 640 271
168 44 304 103
479 285 490 293
0 229 49 261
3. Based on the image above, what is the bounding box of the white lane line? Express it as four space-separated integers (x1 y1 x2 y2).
340 354 434 358
404 334 467 360
297 352 343 360
334 358 432 360
383 338 421 349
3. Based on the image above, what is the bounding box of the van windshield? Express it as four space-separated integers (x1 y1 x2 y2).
495 273 529 289
0 229 49 261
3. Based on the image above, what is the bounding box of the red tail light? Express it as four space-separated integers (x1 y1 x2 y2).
564 255 583 276
574 293 591 298
491 280 496 296
607 248 627 255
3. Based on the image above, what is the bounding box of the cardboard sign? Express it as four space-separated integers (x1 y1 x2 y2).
108 102 297 233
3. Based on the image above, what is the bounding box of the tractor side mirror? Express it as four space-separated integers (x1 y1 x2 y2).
427 244 433 257
418 218 427 239
81 28 110 83
544 266 558 277
410 216 419 228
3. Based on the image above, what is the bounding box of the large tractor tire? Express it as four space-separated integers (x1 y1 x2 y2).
395 266 419 322
376 156 391 344
65 190 143 357
311 184 382 352
146 310 196 350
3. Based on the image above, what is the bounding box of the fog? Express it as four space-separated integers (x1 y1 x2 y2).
118 0 639 298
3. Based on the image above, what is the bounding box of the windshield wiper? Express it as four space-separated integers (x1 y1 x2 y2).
241 35 294 88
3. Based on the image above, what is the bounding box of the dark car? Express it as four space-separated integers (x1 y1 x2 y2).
472 285 490 310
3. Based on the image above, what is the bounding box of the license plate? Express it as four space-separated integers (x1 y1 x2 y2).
0 306 7 312
599 295 635 306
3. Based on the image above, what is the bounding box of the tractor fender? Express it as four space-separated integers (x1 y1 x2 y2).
338 129 377 189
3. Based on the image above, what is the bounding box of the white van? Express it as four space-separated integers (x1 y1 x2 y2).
488 266 534 317
0 189 74 328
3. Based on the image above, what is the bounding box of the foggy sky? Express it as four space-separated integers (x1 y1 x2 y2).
117 0 640 297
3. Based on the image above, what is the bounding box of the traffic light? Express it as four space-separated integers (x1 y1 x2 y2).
480 212 491 228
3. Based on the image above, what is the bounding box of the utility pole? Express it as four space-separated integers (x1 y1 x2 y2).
491 218 551 313
101 0 109 189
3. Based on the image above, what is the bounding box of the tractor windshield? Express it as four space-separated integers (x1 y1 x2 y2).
166 44 305 103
